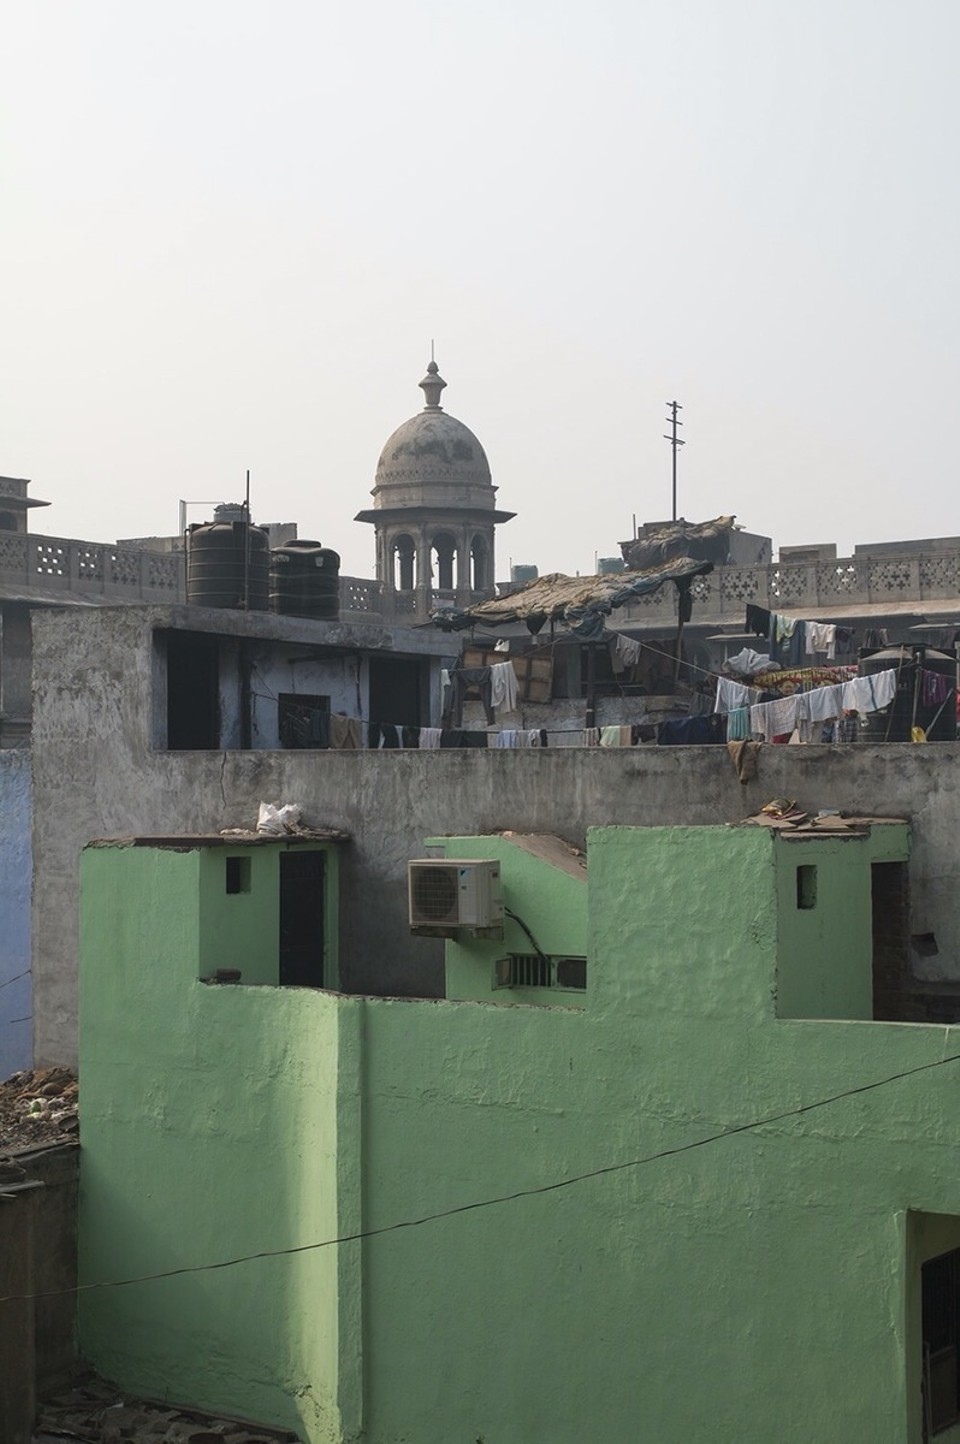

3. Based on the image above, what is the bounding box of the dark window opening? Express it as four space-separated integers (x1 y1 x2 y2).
278 693 330 749
923 1248 960 1434
368 656 423 733
279 851 325 987
796 865 817 910
391 534 416 592
166 632 220 749
0 512 17 532
430 532 457 592
495 954 587 991
471 535 489 592
556 956 587 990
225 856 251 894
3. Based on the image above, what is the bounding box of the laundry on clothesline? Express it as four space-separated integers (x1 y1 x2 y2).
746 668 898 742
805 621 836 660
610 633 643 673
489 660 519 713
495 729 546 748
714 676 761 714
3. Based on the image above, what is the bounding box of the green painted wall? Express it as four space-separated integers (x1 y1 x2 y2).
431 834 587 1005
197 843 339 988
79 844 352 1443
773 827 909 1021
80 823 960 1444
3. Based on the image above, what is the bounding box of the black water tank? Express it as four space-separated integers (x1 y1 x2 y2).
187 518 270 611
859 644 957 742
270 540 341 620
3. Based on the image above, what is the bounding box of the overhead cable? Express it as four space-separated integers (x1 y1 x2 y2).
2 1046 958 1305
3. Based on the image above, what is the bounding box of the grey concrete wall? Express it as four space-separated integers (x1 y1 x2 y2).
30 605 960 1066
0 750 32 1075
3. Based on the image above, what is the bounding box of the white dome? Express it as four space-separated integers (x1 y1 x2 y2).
375 408 492 492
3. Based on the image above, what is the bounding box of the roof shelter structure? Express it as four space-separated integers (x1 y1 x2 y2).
431 554 714 640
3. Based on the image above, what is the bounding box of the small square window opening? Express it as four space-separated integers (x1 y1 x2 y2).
796 865 817 910
225 856 252 895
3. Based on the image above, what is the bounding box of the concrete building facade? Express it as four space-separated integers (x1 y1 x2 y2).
78 823 960 1444
23 602 960 1068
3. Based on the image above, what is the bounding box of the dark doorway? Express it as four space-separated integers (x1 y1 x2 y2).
871 861 911 1020
279 851 325 987
923 1247 960 1435
166 632 220 749
368 657 423 732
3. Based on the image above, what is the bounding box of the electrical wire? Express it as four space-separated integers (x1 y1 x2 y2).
0 968 30 992
503 907 550 965
3 1047 959 1305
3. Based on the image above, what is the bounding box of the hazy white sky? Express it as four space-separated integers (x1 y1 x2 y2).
3 1 958 579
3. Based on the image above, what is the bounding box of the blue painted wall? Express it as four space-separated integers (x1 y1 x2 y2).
0 752 31 1076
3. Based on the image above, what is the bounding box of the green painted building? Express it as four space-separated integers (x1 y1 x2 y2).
78 819 960 1442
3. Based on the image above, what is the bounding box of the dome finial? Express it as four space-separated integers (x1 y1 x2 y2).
419 356 447 411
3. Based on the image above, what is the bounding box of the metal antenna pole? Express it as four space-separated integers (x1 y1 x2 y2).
663 400 685 522
242 469 251 611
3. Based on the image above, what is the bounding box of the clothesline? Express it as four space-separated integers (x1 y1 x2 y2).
743 605 857 666
716 668 899 742
368 719 654 748
278 712 657 749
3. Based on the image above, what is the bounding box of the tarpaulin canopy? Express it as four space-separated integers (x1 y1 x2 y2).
431 555 714 639
621 515 736 571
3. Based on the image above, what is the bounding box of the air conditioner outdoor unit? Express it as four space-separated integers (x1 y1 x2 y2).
408 859 503 938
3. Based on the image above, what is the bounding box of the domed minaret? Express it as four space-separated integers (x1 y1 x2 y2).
355 359 514 617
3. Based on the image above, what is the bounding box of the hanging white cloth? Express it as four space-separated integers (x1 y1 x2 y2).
805 621 837 659
489 660 519 713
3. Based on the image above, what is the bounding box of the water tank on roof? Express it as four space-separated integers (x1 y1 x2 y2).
187 513 270 611
511 564 539 585
859 644 957 743
598 557 626 575
270 541 341 620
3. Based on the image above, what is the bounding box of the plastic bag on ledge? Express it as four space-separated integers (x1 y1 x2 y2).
257 802 303 835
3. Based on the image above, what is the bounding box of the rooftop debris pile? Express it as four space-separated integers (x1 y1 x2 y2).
0 1066 77 1149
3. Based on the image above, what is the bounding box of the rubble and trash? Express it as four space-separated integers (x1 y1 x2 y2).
0 1066 78 1150
255 803 303 835
34 1369 300 1443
